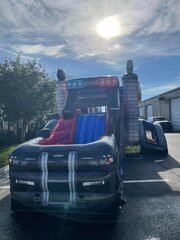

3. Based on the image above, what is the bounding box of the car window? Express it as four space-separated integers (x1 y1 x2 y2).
155 117 166 121
44 120 58 129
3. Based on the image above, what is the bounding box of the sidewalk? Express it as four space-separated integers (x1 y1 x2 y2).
0 165 9 186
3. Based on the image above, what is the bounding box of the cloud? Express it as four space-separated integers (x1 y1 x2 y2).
13 44 66 57
0 47 35 60
142 80 180 99
143 1 180 34
0 0 180 66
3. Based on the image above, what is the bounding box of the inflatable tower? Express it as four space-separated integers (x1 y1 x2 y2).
55 69 68 116
122 60 141 155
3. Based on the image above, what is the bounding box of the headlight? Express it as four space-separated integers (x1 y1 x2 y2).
9 156 24 166
9 156 20 166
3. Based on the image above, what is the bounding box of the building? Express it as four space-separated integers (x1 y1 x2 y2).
138 87 180 131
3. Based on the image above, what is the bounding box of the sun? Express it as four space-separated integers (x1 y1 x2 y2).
96 16 120 39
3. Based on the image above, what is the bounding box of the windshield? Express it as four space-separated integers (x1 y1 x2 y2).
65 87 119 113
44 120 58 129
154 117 166 121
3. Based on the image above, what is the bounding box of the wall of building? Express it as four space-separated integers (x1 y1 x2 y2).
138 87 180 130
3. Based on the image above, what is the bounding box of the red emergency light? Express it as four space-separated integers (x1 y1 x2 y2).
96 77 119 87
67 76 119 90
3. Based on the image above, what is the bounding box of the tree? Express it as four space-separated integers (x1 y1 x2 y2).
0 57 56 142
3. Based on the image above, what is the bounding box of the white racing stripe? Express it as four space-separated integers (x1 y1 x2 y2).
68 152 73 205
72 153 76 205
68 151 77 207
124 179 170 183
40 152 49 206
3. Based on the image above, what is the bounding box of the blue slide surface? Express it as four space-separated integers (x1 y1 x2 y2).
74 114 106 144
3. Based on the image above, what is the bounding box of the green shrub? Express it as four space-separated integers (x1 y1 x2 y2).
0 146 16 168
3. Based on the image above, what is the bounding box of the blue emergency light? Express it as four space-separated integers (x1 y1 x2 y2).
66 79 84 89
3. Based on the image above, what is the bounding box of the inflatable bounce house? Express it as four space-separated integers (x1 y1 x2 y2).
9 61 168 215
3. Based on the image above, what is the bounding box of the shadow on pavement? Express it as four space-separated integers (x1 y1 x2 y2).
0 193 118 240
9 209 118 240
123 153 180 197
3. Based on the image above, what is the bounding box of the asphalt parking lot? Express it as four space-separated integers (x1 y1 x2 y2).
0 133 179 240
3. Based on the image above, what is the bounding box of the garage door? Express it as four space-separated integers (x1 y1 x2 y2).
146 105 152 119
139 107 144 117
171 97 180 131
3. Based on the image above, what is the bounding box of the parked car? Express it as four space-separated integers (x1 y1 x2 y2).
138 116 146 120
148 116 173 133
36 119 58 138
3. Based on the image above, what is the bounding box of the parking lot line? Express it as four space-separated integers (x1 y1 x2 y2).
0 186 10 189
124 179 169 183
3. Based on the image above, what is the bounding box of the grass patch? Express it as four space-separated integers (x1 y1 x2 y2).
0 146 16 168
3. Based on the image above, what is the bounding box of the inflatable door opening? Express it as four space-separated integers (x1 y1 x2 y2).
39 113 107 145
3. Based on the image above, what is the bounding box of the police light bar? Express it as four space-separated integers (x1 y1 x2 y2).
66 79 84 89
66 76 119 90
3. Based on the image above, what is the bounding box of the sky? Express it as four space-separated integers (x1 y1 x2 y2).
0 0 180 100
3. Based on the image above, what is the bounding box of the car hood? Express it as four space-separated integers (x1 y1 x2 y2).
155 120 171 124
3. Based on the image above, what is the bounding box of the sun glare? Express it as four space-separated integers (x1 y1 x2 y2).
96 16 120 39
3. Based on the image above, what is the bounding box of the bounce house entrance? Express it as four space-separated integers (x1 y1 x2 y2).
39 113 107 145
